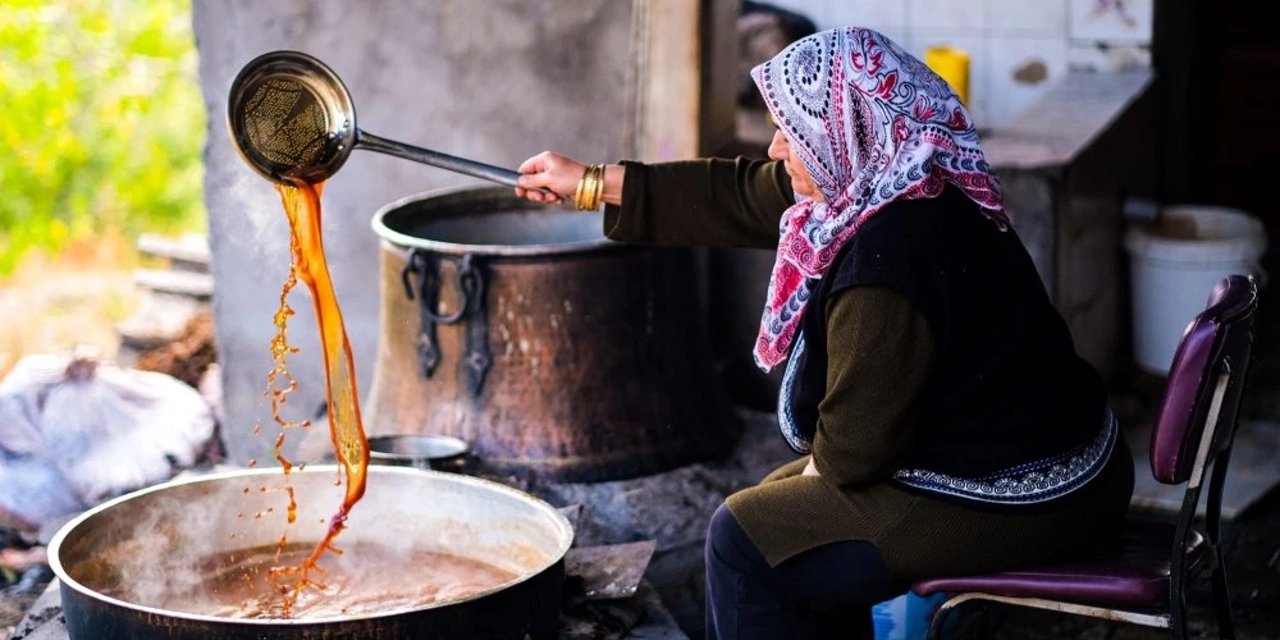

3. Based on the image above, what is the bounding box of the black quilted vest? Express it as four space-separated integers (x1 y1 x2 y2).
781 186 1107 479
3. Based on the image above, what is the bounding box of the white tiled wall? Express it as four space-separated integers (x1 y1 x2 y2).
911 0 988 31
987 0 1067 35
1067 0 1153 42
758 0 1152 129
986 35 1069 126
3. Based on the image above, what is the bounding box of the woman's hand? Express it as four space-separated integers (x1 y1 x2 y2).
515 151 625 208
802 457 821 477
515 151 584 205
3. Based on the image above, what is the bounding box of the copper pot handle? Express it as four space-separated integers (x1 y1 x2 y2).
400 251 491 396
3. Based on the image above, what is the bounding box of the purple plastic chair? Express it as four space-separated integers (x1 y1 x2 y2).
912 275 1259 640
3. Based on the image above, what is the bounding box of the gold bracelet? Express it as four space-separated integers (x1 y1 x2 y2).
585 164 600 210
574 165 592 210
575 164 605 211
591 164 605 210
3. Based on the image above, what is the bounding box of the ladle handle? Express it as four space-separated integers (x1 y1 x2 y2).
357 130 526 189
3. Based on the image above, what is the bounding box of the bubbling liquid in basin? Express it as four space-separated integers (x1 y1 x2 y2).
121 542 517 620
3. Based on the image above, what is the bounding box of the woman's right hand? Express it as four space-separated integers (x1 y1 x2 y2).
515 151 585 205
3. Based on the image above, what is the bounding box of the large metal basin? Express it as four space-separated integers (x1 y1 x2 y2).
48 466 572 639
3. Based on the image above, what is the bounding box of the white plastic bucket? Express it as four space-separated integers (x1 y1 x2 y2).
1125 205 1267 375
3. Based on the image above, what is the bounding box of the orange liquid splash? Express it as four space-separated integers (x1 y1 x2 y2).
262 179 371 615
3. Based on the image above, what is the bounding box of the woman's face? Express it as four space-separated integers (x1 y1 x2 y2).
768 129 823 202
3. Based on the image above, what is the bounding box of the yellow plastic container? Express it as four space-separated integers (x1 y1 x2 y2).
924 46 970 106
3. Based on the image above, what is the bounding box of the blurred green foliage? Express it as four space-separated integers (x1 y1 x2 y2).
0 0 205 274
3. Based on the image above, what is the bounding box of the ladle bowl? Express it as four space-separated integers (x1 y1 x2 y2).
227 50 530 189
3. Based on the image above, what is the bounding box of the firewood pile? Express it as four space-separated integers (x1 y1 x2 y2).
136 311 217 392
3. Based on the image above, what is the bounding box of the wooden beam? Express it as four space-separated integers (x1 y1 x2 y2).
630 0 712 161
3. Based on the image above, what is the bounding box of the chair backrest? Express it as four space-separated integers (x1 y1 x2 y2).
1150 275 1259 486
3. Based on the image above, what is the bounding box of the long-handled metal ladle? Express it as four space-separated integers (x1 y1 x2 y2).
227 50 535 188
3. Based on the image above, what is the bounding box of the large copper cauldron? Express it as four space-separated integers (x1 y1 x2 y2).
367 186 738 482
48 466 572 639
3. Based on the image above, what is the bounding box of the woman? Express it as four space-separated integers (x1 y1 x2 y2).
516 27 1133 640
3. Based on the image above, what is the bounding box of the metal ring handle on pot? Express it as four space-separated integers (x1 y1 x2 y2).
400 251 492 396
402 251 479 325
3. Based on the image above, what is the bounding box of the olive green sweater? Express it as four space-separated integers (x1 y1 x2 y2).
603 158 1133 582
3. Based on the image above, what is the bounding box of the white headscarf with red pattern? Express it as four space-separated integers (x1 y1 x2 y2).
750 27 1007 371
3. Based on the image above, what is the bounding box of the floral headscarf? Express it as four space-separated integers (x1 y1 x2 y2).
750 27 1006 371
